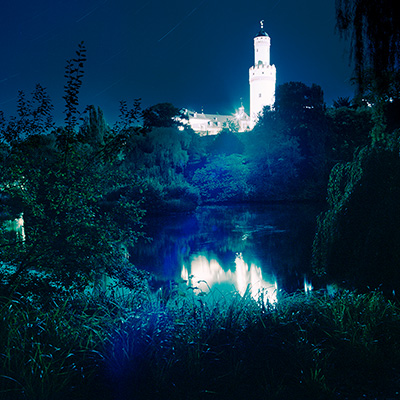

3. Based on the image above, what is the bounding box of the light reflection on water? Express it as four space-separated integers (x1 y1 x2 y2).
181 253 278 303
4 213 25 241
130 204 323 301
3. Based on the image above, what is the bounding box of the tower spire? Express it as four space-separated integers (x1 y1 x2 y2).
260 20 264 30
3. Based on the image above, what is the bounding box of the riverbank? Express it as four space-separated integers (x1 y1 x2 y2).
1 286 399 399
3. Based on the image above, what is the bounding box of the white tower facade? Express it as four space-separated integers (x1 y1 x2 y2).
249 21 276 127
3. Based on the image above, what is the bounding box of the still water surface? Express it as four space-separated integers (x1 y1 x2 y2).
130 203 323 302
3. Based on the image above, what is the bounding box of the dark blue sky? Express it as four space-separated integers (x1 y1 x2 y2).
1 0 354 124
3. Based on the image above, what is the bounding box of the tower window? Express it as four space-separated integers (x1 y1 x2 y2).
259 93 262 98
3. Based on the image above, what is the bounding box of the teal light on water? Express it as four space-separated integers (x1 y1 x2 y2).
181 252 278 304
304 276 313 294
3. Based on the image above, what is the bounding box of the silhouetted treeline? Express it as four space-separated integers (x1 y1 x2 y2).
126 82 375 210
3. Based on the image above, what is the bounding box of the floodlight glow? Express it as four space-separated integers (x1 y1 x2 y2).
304 276 313 294
181 252 277 304
5 213 25 241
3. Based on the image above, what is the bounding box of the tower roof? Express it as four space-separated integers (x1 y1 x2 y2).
255 29 269 37
255 20 269 37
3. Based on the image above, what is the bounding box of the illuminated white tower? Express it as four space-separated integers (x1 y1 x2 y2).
249 21 276 127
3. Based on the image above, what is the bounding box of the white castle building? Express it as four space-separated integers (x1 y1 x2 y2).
186 21 276 135
184 105 251 136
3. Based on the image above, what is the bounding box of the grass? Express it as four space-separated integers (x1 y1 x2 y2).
0 294 105 399
0 285 400 399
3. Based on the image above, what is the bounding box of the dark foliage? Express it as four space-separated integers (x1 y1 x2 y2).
207 129 244 155
0 44 146 294
273 82 329 194
63 41 86 133
326 104 373 163
275 82 327 160
142 102 186 131
332 96 352 109
116 99 142 132
0 85 54 144
312 1 400 295
243 109 303 201
313 134 400 294
336 0 400 98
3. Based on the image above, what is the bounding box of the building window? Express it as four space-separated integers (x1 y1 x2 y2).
259 93 262 98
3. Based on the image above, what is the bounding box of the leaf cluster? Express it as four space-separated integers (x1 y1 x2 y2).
0 44 146 294
0 85 54 144
312 133 400 293
336 0 400 98
63 41 86 133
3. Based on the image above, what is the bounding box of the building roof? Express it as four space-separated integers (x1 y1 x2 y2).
255 28 269 37
187 111 231 124
255 20 269 37
184 108 252 135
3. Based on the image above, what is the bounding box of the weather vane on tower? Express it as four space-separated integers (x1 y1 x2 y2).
260 20 264 29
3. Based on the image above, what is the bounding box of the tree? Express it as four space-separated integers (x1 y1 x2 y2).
192 154 252 203
0 84 54 144
78 105 108 148
274 82 327 155
207 129 244 155
326 104 373 163
312 135 400 294
121 124 201 214
311 1 400 295
142 102 185 131
275 82 326 119
332 96 352 109
147 127 191 176
336 0 400 100
0 45 146 294
274 82 328 185
243 109 302 200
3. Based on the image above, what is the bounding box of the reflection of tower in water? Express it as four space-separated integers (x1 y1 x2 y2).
181 252 278 304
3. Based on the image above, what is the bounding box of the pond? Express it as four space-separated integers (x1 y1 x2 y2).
130 203 324 301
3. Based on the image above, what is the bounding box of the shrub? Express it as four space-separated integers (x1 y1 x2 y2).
312 132 400 293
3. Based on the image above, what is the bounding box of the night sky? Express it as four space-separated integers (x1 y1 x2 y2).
1 0 354 124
